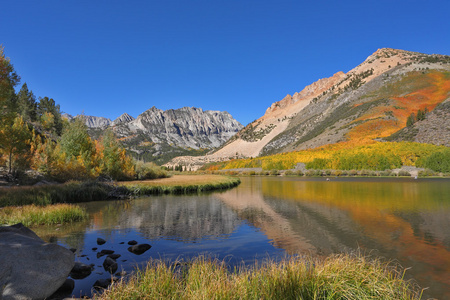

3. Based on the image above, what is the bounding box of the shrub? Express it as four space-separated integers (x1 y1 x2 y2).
270 169 280 176
418 169 435 177
398 170 411 177
135 161 169 180
295 170 304 176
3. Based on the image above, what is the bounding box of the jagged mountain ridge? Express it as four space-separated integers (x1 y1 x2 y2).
66 107 243 164
114 106 243 149
166 48 450 170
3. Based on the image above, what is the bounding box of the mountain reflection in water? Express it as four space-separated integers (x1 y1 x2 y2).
217 177 450 299
36 177 450 299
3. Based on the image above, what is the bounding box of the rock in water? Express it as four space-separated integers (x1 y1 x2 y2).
103 257 118 274
70 262 92 279
97 237 106 245
0 223 75 300
127 243 152 255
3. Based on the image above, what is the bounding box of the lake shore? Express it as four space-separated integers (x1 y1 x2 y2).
0 175 240 225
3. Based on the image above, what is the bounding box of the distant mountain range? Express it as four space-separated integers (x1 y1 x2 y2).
64 107 243 164
166 48 450 170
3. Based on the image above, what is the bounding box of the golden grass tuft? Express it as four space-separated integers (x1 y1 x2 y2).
96 254 422 300
0 203 87 226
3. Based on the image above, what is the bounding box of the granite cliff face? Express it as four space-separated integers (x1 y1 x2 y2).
80 107 243 164
119 106 242 149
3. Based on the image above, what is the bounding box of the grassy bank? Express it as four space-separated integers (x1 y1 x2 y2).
96 254 421 300
0 181 113 207
119 175 241 196
0 175 241 207
0 203 87 226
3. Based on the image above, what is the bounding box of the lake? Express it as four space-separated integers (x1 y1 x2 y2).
39 176 450 299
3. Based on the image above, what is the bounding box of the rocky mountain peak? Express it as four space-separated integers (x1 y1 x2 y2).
112 113 135 126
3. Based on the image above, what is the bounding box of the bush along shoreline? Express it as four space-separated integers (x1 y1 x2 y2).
95 254 423 300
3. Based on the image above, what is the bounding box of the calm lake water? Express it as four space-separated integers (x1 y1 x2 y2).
39 176 450 299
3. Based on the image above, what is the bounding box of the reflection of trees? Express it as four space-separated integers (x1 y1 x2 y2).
90 195 242 241
219 177 450 299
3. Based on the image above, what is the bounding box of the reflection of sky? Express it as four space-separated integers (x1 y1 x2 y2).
57 221 286 298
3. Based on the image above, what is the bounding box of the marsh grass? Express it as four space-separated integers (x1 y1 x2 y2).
96 254 421 300
0 203 87 226
120 175 241 196
0 181 112 207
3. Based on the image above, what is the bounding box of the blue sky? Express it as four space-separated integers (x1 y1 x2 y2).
1 0 449 125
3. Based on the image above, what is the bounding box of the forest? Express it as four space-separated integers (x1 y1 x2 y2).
0 47 164 184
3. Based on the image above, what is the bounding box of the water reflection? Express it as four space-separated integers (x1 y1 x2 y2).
217 177 450 299
84 195 241 241
34 177 450 299
40 194 285 297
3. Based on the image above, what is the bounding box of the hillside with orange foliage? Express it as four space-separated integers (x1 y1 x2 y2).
346 71 450 142
167 49 449 171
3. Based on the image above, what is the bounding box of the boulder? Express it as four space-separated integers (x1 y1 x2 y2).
0 223 75 300
127 243 152 255
108 253 121 260
93 278 116 290
97 238 106 245
70 262 92 279
103 257 118 274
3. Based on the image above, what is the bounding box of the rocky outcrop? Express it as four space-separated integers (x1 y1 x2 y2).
112 112 135 126
116 106 243 149
0 223 75 300
81 115 112 128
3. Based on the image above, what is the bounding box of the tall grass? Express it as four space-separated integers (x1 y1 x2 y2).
0 181 113 207
0 176 241 207
0 203 87 226
96 254 421 300
120 175 241 196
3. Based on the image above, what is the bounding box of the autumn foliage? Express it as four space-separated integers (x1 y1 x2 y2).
212 141 449 172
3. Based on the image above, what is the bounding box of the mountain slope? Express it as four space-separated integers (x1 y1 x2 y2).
166 48 450 170
85 107 243 164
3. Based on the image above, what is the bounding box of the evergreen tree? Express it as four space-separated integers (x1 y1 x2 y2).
406 113 416 127
16 83 37 122
38 96 63 135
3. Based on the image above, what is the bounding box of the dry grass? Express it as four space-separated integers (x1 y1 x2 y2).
119 175 241 196
0 203 87 226
121 175 237 187
96 254 422 300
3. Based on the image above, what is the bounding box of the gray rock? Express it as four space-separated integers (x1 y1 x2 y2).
108 253 121 260
127 243 151 255
0 224 75 300
103 257 118 274
70 262 92 279
97 238 106 245
48 278 75 299
127 240 138 245
93 278 111 290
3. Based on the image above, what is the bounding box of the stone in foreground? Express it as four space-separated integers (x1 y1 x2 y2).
0 223 75 300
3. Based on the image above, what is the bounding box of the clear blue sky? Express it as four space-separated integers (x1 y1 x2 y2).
1 0 449 125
